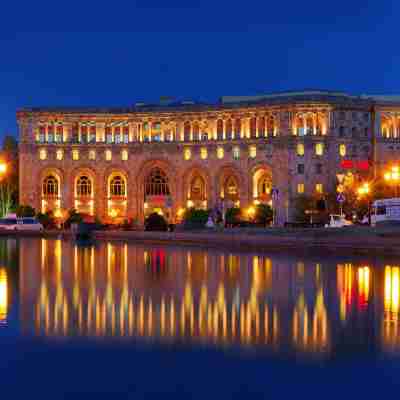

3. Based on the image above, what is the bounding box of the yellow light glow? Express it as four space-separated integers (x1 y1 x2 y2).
385 172 391 181
109 209 118 218
0 163 7 174
253 199 260 205
187 200 194 208
177 208 185 217
0 268 7 323
144 202 148 209
247 206 255 217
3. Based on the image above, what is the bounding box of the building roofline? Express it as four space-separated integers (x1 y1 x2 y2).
18 89 400 115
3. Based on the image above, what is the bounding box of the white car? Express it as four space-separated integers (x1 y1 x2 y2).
0 217 44 231
325 214 353 228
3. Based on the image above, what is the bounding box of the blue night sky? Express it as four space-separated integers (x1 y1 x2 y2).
0 0 399 140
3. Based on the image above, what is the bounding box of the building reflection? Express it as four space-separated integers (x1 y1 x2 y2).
18 238 400 357
0 268 8 325
382 266 400 352
17 239 332 355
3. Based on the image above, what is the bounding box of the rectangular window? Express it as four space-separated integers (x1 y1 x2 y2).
72 149 79 161
124 134 129 144
89 150 96 160
315 163 322 174
297 164 304 174
315 142 324 156
106 134 113 144
56 149 63 160
217 146 224 159
233 146 240 160
297 143 304 156
315 183 323 194
105 150 112 161
184 148 191 160
121 149 128 161
39 149 47 160
339 144 346 157
200 147 208 160
297 183 305 194
249 145 257 158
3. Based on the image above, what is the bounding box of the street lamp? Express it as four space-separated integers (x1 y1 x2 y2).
384 165 400 197
357 182 371 225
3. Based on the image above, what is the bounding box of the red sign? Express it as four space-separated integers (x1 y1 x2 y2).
356 160 369 170
340 160 370 170
341 160 353 169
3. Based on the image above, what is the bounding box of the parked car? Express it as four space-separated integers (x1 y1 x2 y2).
0 215 44 231
325 214 353 228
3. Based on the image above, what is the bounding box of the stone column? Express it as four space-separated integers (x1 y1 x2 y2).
273 111 291 226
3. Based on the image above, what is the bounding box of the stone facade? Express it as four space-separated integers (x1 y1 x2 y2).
16 90 400 225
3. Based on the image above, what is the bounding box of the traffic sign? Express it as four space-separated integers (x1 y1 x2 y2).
337 193 345 203
271 188 279 201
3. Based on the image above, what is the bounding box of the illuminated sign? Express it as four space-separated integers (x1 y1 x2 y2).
340 160 370 170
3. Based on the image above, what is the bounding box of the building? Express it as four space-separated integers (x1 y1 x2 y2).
16 90 400 225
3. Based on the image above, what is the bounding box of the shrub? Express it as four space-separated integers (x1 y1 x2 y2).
254 204 273 226
225 207 242 226
145 213 168 231
16 204 36 217
36 211 57 229
64 208 83 229
183 208 209 229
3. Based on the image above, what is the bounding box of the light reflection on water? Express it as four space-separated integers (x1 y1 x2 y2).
2 237 400 358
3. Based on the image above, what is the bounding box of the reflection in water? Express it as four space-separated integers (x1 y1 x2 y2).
0 268 8 324
3 237 399 357
383 266 400 352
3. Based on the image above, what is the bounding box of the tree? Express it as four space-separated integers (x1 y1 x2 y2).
254 204 273 226
183 208 210 229
225 207 242 226
16 204 36 217
0 135 18 217
292 195 315 222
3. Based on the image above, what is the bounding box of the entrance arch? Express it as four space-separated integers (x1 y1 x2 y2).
183 166 211 210
137 159 177 222
251 165 272 205
40 167 63 214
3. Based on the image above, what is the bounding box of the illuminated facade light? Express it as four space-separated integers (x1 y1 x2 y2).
39 148 47 160
297 143 304 156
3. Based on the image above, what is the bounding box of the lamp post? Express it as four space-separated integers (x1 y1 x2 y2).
357 182 371 225
384 165 400 197
0 162 9 217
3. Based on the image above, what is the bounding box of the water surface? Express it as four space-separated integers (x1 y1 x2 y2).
0 238 399 398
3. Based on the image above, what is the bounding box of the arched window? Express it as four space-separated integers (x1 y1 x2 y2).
192 122 200 141
297 115 305 136
76 176 92 197
258 117 265 137
224 176 239 200
250 117 257 138
43 175 58 196
306 115 313 135
234 119 241 137
217 119 224 140
145 168 170 196
267 116 276 136
110 175 126 197
258 177 271 197
184 122 191 141
225 119 233 139
190 176 205 200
